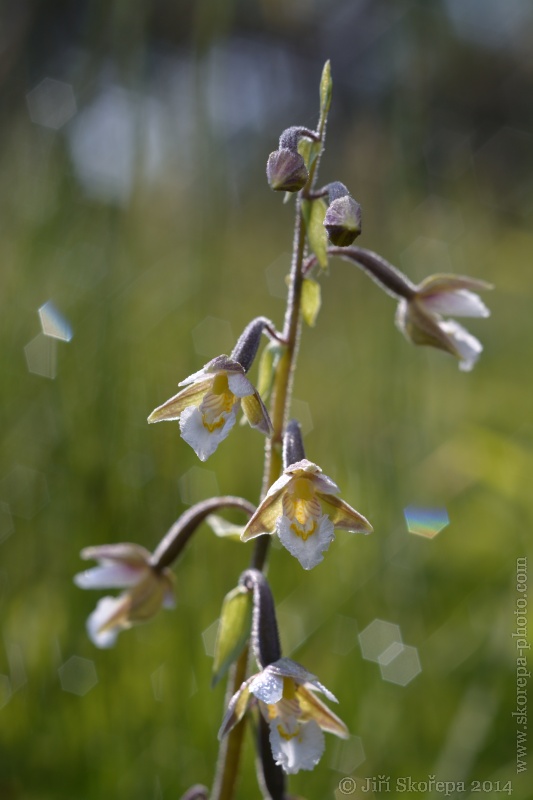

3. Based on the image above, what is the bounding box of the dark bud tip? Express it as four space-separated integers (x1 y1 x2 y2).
324 195 362 247
266 149 308 192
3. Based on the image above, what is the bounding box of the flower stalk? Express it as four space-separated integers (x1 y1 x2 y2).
74 59 492 799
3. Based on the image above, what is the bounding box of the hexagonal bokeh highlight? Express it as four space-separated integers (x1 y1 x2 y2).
24 333 58 379
359 619 402 663
192 316 234 357
0 502 15 544
379 644 422 686
39 301 73 342
0 465 49 519
404 505 449 539
58 656 98 696
291 398 313 435
265 252 291 299
178 466 219 507
330 734 366 773
26 78 77 130
201 618 219 658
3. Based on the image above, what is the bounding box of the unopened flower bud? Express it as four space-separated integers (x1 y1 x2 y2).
324 195 362 246
266 148 308 192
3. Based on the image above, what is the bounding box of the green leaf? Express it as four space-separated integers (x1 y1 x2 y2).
297 137 320 174
302 278 322 327
305 197 328 269
212 587 252 687
205 514 246 541
256 340 283 402
319 60 332 121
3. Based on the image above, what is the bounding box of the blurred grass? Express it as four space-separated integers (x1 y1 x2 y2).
1 51 532 800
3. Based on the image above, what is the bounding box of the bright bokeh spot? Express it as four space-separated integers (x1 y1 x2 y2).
24 333 57 379
178 466 219 507
58 656 98 696
192 316 234 357
358 619 402 663
265 252 291 299
26 78 77 130
379 644 422 686
404 505 449 538
201 618 219 657
330 734 366 772
39 301 73 342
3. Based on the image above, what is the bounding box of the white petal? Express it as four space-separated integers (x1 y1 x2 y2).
86 596 126 648
249 668 284 704
227 372 255 398
422 289 490 318
177 365 210 387
264 471 293 499
440 320 482 372
179 405 237 461
277 514 335 570
74 563 145 590
269 717 325 774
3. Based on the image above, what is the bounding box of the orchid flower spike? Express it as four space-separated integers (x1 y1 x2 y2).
148 318 273 461
396 274 492 372
219 657 348 775
242 421 372 569
74 544 175 648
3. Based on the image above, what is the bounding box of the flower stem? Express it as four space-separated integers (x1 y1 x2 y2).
211 95 325 799
209 646 250 800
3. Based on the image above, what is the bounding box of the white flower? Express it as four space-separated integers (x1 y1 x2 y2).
241 459 372 569
396 274 492 371
218 657 348 775
148 355 272 461
74 543 175 648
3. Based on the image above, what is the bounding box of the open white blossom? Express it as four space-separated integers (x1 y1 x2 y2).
74 543 175 648
396 274 492 371
148 355 272 461
242 459 372 569
219 657 348 774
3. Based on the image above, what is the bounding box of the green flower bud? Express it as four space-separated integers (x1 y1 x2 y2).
323 195 362 246
266 148 308 192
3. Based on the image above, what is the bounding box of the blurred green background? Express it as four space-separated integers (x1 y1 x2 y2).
1 1 532 798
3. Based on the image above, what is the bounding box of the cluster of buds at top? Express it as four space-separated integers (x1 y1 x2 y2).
266 126 320 192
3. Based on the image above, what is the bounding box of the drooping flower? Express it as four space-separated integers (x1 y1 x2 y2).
219 657 348 775
395 274 492 372
74 543 175 648
241 458 372 569
148 355 272 461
